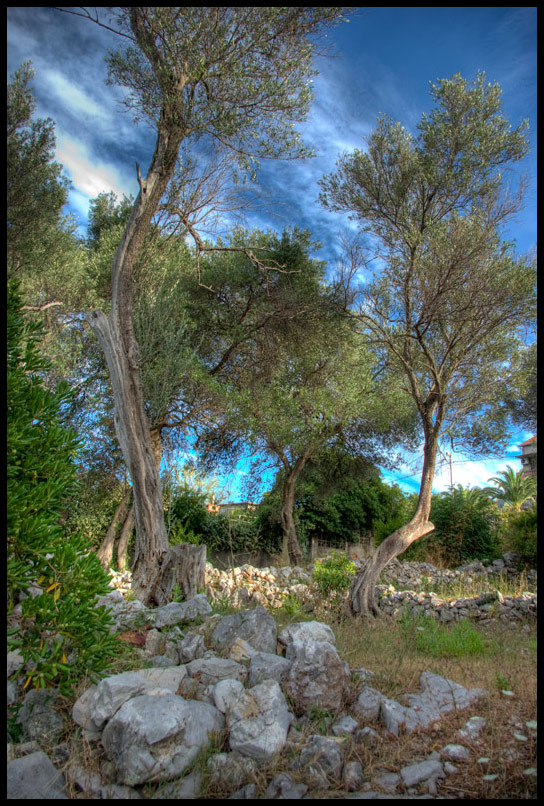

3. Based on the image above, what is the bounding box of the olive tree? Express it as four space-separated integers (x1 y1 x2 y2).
319 73 536 617
56 7 349 602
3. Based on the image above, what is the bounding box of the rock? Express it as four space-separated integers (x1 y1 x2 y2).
295 733 344 787
177 630 206 662
344 760 365 791
153 594 212 627
101 693 224 785
229 782 259 798
207 750 258 788
441 744 471 762
332 714 359 736
211 606 277 654
264 771 308 798
381 672 486 736
222 678 294 760
7 648 25 678
17 688 64 746
400 759 445 787
352 685 386 722
248 651 292 687
283 639 350 715
458 715 486 741
7 750 68 798
278 620 336 647
228 637 258 662
186 656 247 686
74 671 167 731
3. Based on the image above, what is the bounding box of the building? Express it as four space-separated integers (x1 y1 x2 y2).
206 501 257 514
516 435 537 477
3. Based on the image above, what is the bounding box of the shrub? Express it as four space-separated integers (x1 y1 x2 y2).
507 506 537 567
7 280 117 695
425 485 499 566
312 550 356 597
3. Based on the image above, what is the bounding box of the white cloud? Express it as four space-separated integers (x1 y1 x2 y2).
42 69 109 123
56 134 137 213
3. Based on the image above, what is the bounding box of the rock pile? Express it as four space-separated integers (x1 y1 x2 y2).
7 553 537 799
8 595 500 799
202 555 536 625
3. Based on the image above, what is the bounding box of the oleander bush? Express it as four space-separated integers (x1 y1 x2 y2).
7 280 117 695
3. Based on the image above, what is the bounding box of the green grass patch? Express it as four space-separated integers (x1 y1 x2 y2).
400 609 488 658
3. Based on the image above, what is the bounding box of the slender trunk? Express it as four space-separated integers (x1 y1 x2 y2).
96 486 132 569
349 407 444 618
88 312 169 602
116 505 135 572
85 56 186 603
281 474 303 566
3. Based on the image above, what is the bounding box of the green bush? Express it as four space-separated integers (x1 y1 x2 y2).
507 506 537 567
7 280 117 695
425 485 499 566
312 550 356 597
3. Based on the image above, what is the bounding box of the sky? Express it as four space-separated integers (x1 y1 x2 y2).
7 7 537 500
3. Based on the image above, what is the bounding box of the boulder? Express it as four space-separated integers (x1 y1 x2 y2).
7 750 68 798
153 593 212 627
16 688 64 746
210 606 277 654
101 693 224 785
278 620 336 647
186 656 247 686
283 639 350 715
248 651 292 686
215 678 294 760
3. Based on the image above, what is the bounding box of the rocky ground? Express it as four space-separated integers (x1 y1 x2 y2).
7 554 537 799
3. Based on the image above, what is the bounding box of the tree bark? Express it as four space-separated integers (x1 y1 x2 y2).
116 505 135 572
96 486 132 569
148 543 207 606
349 404 444 618
281 473 304 566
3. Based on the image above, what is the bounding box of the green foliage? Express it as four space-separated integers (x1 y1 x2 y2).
166 485 281 554
505 506 537 567
7 280 117 695
424 485 498 566
312 551 356 597
400 610 487 658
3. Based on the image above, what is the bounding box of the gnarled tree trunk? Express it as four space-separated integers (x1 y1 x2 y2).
349 405 444 618
86 40 187 603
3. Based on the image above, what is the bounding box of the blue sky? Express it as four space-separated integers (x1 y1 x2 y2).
7 7 536 499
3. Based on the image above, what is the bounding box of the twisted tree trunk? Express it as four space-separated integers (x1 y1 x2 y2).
86 38 187 602
349 405 444 618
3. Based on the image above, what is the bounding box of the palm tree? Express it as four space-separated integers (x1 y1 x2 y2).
484 466 537 511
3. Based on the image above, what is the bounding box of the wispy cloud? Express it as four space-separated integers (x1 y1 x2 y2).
56 134 137 228
42 69 109 124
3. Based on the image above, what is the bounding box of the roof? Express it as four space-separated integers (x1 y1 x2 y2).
519 435 537 447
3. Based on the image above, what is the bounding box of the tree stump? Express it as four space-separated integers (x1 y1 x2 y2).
150 543 207 606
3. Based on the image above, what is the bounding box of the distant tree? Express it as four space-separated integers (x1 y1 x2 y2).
191 229 415 564
52 7 349 603
320 73 536 617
